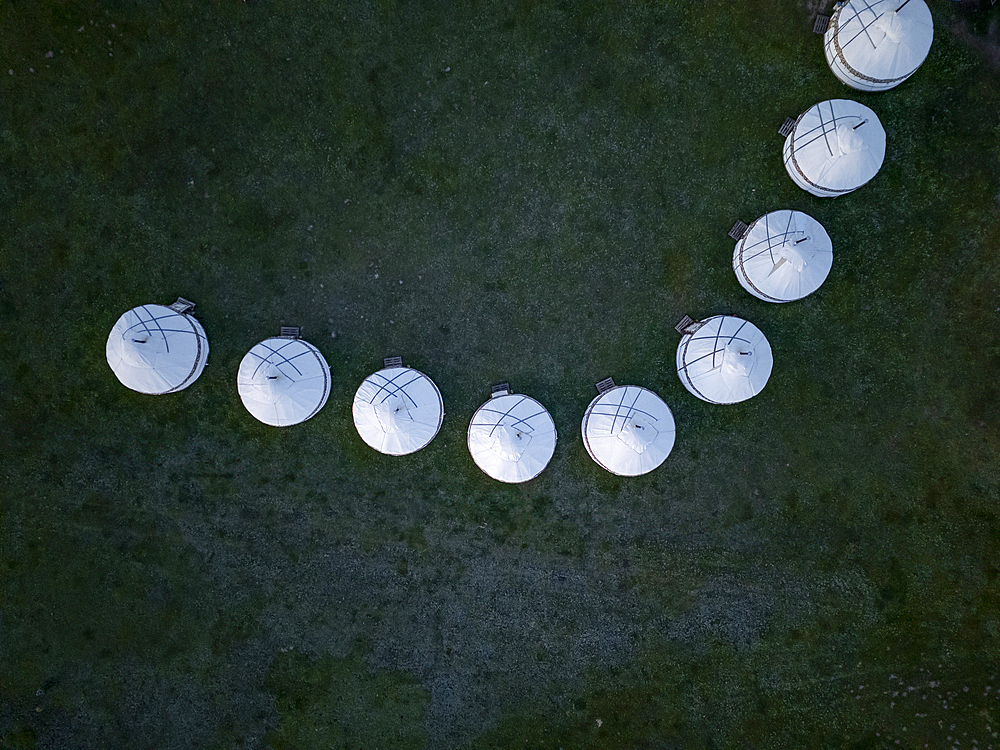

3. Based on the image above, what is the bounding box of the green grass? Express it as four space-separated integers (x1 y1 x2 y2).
2 0 999 748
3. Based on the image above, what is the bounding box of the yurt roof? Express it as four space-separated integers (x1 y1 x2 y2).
581 386 676 477
734 210 833 303
468 393 557 483
676 316 773 404
353 366 444 455
826 0 933 86
106 304 209 395
784 99 886 195
237 337 331 427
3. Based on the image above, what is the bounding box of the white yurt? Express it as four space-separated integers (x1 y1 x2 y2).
353 359 444 455
237 330 331 427
782 99 886 197
106 299 209 394
468 386 557 483
581 381 676 477
733 210 833 303
824 0 933 92
676 316 773 404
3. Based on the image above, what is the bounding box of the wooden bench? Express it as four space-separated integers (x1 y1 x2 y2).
490 383 511 398
675 316 705 335
167 297 195 314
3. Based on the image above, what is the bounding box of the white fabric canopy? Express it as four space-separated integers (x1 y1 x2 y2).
676 316 773 404
353 366 444 455
824 0 933 92
237 337 330 427
106 304 209 394
783 99 885 197
468 393 557 483
733 210 833 303
581 385 675 476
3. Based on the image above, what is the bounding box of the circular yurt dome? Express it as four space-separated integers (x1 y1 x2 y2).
733 210 833 303
106 303 209 394
468 390 557 483
581 385 676 477
676 316 773 404
824 0 933 92
237 336 331 427
782 99 886 197
353 366 444 455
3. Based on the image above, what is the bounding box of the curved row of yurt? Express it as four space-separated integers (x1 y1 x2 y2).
762 4 931 291
103 4 933 482
106 303 774 481
824 0 933 92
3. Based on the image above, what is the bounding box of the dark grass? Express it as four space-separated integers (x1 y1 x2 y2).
1 0 999 748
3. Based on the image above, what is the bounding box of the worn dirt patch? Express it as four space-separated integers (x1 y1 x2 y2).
952 16 1000 69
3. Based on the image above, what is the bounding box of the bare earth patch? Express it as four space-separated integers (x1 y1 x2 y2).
951 16 1000 69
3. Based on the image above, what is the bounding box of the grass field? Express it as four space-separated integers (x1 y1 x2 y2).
2 0 999 747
